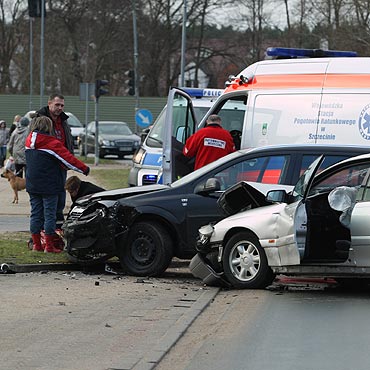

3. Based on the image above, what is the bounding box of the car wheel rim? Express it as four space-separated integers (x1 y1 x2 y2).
130 233 156 266
228 240 260 282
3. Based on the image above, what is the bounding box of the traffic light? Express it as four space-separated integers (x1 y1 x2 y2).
95 79 109 100
125 70 135 96
28 0 44 17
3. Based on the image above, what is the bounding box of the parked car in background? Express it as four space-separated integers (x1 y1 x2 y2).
191 152 370 290
77 120 140 158
24 110 83 149
66 113 84 149
62 144 370 277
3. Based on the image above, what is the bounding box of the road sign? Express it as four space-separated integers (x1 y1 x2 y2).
135 109 153 128
79 83 95 101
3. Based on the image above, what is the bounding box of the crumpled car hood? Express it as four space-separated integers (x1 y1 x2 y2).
218 181 293 216
74 184 169 205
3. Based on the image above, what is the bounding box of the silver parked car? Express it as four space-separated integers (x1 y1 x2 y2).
190 153 370 289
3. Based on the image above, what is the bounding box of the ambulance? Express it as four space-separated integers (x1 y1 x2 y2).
128 87 223 186
161 47 370 184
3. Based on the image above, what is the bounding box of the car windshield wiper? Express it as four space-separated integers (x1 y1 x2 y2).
148 135 163 145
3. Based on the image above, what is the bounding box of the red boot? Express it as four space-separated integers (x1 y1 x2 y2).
31 234 44 252
44 234 63 253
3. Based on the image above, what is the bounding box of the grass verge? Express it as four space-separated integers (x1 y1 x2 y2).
90 167 130 190
0 232 69 265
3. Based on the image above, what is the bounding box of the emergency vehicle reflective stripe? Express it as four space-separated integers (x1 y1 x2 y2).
324 75 370 88
225 74 370 93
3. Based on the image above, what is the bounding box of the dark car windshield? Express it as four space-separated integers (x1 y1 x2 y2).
100 123 133 135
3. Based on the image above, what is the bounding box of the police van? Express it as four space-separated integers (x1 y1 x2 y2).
161 47 370 184
128 88 223 186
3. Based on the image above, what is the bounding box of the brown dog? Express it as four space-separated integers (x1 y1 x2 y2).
1 169 26 204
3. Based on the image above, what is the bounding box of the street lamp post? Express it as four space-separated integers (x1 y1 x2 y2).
180 0 187 87
40 0 45 107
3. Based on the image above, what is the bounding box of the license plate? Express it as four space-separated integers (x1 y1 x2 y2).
119 147 131 151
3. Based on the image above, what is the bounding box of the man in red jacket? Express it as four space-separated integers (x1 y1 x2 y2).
183 114 235 170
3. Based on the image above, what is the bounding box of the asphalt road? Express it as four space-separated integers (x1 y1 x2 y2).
157 280 370 370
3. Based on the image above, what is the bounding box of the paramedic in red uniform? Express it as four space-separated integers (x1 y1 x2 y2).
183 114 235 170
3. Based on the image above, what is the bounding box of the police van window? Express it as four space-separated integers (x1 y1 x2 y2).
146 94 197 148
194 107 210 122
146 108 165 148
172 95 196 145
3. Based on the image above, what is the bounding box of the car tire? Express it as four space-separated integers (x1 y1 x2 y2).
119 221 173 277
78 142 85 156
222 231 275 289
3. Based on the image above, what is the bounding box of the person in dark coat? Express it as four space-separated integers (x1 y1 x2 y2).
65 175 105 209
36 94 74 229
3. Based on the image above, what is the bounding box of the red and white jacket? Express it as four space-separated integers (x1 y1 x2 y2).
25 131 89 195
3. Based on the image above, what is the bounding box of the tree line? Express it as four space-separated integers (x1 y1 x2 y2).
1 0 370 97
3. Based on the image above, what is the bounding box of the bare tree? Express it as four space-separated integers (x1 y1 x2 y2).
0 0 27 93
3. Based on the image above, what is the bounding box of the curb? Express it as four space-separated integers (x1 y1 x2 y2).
4 263 82 273
132 287 220 370
1 259 192 274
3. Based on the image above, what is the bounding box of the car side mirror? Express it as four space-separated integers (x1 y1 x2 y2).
266 189 288 203
195 178 221 195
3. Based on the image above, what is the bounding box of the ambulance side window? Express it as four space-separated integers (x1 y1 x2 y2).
211 97 247 134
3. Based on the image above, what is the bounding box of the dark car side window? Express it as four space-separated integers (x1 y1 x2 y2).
214 155 290 190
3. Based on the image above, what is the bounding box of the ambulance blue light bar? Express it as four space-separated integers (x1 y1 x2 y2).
181 87 223 98
266 47 357 59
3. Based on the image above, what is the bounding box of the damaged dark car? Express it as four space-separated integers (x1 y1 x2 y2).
62 144 370 277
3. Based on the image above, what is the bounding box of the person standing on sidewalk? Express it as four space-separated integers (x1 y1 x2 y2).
7 117 30 178
35 94 73 230
0 120 9 168
25 116 90 253
8 114 22 138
